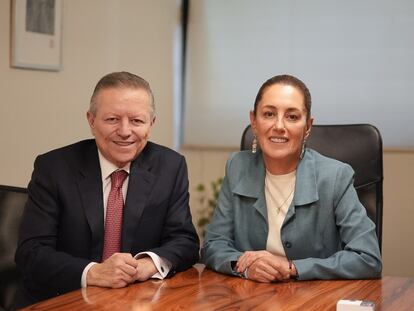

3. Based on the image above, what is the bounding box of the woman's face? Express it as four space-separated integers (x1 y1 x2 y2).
250 83 313 174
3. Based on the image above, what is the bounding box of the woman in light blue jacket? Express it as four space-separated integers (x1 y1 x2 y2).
201 75 382 282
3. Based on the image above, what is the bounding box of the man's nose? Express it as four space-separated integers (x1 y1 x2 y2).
117 119 132 137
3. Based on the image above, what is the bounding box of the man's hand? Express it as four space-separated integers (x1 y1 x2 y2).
134 256 158 282
87 253 138 288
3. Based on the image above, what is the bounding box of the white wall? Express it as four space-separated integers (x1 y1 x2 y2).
184 0 414 149
0 0 178 187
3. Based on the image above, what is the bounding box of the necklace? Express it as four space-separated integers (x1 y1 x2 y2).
274 187 294 214
265 176 295 214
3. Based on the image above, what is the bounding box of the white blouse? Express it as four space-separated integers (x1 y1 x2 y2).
265 169 296 256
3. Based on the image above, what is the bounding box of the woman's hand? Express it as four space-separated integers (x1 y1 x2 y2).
236 251 291 282
236 250 272 274
248 255 291 282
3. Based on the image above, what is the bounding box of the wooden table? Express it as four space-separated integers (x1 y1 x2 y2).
21 264 414 310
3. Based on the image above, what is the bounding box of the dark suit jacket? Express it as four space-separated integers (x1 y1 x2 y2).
14 140 199 308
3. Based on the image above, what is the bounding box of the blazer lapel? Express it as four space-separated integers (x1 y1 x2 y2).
233 151 268 222
293 150 319 206
284 150 320 225
77 143 105 262
121 149 157 253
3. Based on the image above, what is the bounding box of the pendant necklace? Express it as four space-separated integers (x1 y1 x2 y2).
265 178 295 214
274 187 295 214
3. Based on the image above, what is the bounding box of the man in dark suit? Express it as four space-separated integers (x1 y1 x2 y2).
14 72 199 308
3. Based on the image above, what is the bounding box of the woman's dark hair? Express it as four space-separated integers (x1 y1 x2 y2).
253 74 311 119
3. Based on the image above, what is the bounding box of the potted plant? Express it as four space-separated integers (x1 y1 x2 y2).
195 177 223 237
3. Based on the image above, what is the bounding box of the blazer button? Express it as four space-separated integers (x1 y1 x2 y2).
284 241 292 248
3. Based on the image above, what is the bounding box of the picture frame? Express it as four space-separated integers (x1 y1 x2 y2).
10 0 62 71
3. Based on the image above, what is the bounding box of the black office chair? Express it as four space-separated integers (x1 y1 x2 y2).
240 124 383 251
0 185 27 311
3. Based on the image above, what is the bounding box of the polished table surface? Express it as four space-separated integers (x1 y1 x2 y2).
21 264 414 311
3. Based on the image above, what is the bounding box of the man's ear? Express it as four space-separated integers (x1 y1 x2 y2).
87 111 95 129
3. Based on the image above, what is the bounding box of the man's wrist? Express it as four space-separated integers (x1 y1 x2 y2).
135 251 171 279
82 262 97 287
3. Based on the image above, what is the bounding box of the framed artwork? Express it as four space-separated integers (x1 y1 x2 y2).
10 0 62 71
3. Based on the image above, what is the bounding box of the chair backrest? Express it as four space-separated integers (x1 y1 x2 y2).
0 185 27 311
240 124 383 251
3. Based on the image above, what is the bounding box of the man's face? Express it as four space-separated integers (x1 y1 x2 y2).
87 87 154 167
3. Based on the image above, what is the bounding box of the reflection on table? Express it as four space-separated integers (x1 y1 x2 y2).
21 264 414 310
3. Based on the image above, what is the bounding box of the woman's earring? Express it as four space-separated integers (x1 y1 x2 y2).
300 139 306 159
252 136 257 154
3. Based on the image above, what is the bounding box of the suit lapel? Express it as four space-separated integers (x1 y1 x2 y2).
77 143 105 262
121 146 157 253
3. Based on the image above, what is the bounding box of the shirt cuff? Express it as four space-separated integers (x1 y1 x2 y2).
81 262 97 288
134 251 172 279
230 260 247 278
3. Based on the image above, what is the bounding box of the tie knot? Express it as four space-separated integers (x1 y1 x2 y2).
111 170 128 188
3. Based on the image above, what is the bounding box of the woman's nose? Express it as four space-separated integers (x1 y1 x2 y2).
273 117 285 131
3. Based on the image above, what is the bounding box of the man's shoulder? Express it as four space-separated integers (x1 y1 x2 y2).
30 140 98 182
37 139 96 162
41 139 96 157
143 141 183 160
136 142 186 174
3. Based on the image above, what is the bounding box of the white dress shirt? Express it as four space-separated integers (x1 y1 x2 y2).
80 151 172 287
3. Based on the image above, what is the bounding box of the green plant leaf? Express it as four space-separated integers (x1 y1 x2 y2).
196 177 223 235
196 183 205 192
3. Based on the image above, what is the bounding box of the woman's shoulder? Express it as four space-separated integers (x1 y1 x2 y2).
224 150 264 178
305 148 355 177
228 150 254 161
226 150 262 168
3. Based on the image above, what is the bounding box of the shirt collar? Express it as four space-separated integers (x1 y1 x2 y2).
98 150 131 181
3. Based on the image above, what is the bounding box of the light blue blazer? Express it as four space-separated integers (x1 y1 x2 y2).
201 149 382 280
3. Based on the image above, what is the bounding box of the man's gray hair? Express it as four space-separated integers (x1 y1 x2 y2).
89 71 155 117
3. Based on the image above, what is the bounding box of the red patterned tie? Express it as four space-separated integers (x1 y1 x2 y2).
102 169 128 261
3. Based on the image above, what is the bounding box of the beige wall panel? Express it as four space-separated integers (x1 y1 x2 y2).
382 151 414 277
0 0 177 187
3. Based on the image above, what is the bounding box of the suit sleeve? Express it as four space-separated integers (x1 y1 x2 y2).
15 155 90 301
148 156 200 274
293 165 382 280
